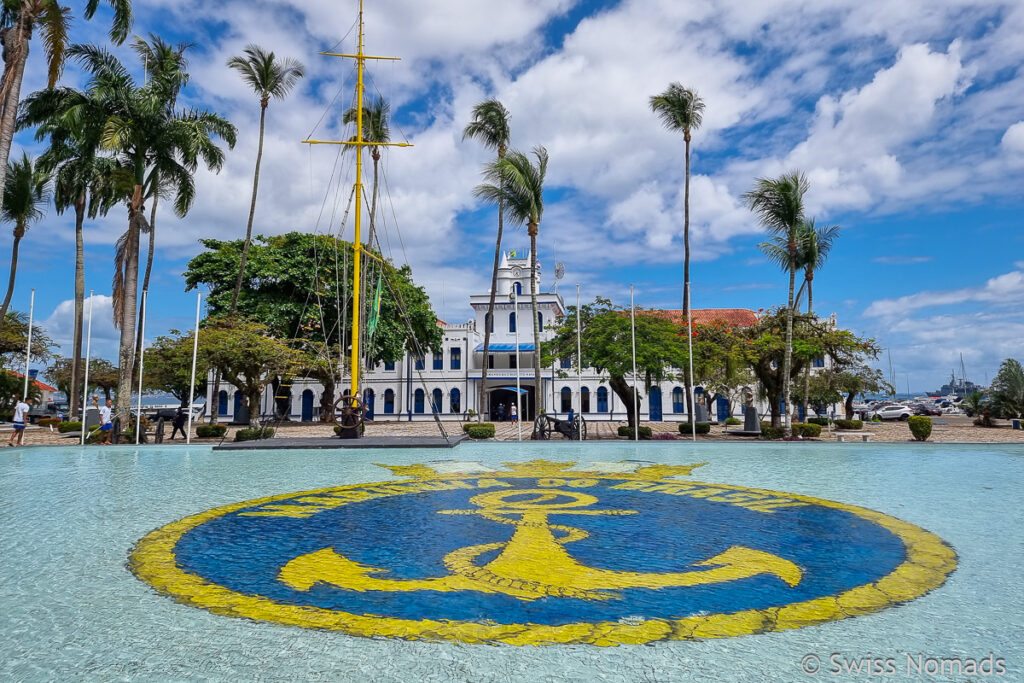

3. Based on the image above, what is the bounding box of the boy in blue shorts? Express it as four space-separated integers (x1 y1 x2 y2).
99 399 113 444
8 394 29 446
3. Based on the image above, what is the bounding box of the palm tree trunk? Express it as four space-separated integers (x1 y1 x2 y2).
116 184 143 420
0 17 31 230
801 275 813 422
230 102 267 310
782 257 796 434
69 194 87 418
133 194 159 384
0 228 24 325
479 194 504 419
682 132 694 421
529 227 543 418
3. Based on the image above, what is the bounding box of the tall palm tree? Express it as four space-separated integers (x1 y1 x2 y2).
794 219 840 419
18 84 126 416
746 171 809 432
462 99 510 419
69 43 235 420
0 0 131 210
0 152 49 324
226 44 304 312
474 146 547 418
649 83 704 421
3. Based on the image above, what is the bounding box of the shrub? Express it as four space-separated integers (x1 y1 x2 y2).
617 426 653 439
196 424 227 438
652 432 677 440
678 422 711 435
465 423 495 439
792 423 822 438
725 417 742 426
908 416 932 441
807 417 831 426
57 421 82 433
234 427 275 442
834 419 863 430
462 423 476 434
760 425 785 440
37 417 60 427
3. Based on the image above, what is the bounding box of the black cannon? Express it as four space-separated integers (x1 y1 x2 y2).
532 413 587 441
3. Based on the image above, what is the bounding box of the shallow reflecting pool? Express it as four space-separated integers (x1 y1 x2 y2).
2 442 1021 681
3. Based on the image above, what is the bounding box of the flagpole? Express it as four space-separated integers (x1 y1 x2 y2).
186 292 201 445
576 283 582 416
512 290 522 442
630 284 638 442
23 288 34 397
81 291 94 445
686 281 696 442
135 290 147 444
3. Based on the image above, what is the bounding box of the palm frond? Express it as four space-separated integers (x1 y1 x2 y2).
743 171 808 235
649 83 705 134
38 1 71 88
84 0 133 45
462 99 511 152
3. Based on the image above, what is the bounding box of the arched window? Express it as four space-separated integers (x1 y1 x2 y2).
450 347 461 370
218 390 228 415
363 389 375 419
537 312 544 329
596 386 609 412
672 387 684 413
560 387 573 413
431 388 443 413
484 312 494 333
581 387 590 413
513 282 522 296
414 389 424 414
509 312 517 333
450 388 461 413
384 389 395 414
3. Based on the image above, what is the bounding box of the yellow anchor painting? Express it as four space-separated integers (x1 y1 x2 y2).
278 488 803 600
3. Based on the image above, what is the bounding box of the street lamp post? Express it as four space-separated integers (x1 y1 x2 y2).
511 290 522 442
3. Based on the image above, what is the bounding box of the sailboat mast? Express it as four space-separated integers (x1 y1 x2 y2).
351 1 365 398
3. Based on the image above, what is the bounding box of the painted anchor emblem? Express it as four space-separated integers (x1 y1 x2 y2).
278 489 803 600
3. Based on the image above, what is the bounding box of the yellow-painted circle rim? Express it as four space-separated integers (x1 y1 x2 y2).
129 473 957 646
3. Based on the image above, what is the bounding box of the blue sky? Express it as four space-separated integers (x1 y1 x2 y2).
4 0 1023 392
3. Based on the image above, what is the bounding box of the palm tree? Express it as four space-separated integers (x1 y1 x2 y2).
68 43 236 420
0 0 132 209
474 146 548 418
226 44 304 312
18 84 126 416
462 99 510 419
649 83 704 421
746 171 809 432
792 220 840 420
0 152 49 324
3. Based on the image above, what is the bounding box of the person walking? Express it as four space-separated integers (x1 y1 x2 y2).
8 394 30 446
98 399 113 444
510 400 518 424
171 408 187 440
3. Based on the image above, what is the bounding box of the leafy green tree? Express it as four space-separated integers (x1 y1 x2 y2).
650 83 704 418
543 298 689 430
990 358 1024 419
463 99 511 418
88 358 118 401
835 365 892 419
143 330 207 406
199 317 301 425
745 171 809 433
0 309 53 364
791 369 844 417
0 0 132 201
65 42 235 420
475 146 548 415
226 44 304 312
0 152 49 328
0 367 40 414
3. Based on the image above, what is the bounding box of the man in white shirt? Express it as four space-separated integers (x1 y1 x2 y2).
98 399 113 444
9 394 30 446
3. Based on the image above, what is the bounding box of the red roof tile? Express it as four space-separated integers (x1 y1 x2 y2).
8 370 57 392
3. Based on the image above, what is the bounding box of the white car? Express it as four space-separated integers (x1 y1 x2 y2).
870 404 913 420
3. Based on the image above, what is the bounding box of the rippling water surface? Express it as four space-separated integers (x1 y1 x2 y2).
1 442 1021 681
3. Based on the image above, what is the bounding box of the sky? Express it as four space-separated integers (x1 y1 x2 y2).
3 0 1023 393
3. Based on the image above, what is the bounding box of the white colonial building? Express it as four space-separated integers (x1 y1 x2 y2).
208 251 834 424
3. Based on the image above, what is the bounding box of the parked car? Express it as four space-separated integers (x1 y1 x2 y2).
912 403 942 416
870 404 913 420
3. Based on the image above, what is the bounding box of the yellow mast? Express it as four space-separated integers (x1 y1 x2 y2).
303 0 411 399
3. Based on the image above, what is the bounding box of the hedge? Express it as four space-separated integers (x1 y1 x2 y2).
677 422 711 435
834 419 864 430
617 426 653 439
37 417 61 427
465 423 495 439
234 427 275 442
807 417 831 426
196 424 227 438
792 423 822 438
57 421 82 433
760 425 785 440
908 416 932 441
725 417 742 426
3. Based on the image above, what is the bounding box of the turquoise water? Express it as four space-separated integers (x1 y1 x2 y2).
1 442 1022 681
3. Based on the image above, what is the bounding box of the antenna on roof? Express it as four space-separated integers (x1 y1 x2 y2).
554 262 565 294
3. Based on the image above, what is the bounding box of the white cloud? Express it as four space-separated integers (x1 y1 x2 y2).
864 267 1024 317
873 255 933 265
1001 121 1024 154
41 295 120 360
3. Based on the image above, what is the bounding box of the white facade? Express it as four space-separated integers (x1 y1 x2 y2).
208 252 833 424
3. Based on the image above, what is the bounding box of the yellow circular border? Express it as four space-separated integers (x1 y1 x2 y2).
129 471 957 646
